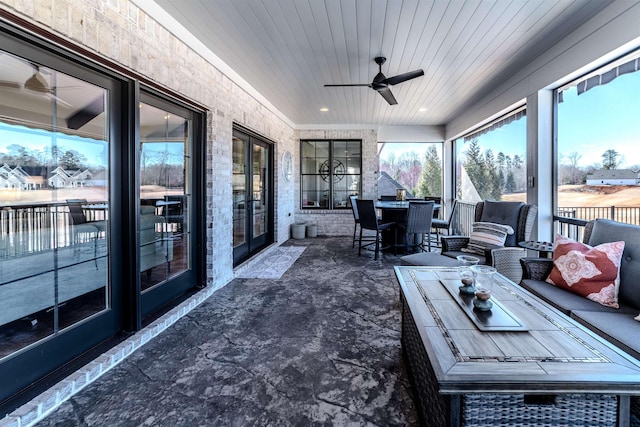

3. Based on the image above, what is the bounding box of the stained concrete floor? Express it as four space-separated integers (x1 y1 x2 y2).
35 237 420 426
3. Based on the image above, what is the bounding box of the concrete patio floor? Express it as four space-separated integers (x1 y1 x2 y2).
35 237 420 426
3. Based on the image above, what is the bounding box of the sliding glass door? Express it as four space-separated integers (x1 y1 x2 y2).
0 26 205 407
0 41 122 402
138 94 200 317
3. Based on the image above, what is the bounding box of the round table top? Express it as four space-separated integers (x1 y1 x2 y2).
375 200 441 210
519 240 554 252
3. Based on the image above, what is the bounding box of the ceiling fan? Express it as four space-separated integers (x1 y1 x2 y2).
324 56 424 105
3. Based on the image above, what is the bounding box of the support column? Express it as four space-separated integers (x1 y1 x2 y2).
526 90 554 242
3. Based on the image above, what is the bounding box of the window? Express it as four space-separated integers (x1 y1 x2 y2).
454 108 527 203
301 140 361 209
378 143 443 199
555 50 640 224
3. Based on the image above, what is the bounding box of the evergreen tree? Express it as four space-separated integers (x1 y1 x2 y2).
416 146 442 197
506 171 516 192
484 149 502 199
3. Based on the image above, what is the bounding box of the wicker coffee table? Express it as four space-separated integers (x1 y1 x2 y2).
395 266 640 427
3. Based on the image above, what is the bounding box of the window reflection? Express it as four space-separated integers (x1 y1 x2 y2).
139 103 190 291
0 51 109 360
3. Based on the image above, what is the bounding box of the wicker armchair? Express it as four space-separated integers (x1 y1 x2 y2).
441 200 537 283
520 220 594 281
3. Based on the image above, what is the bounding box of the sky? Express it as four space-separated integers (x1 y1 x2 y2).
0 123 184 168
381 66 640 170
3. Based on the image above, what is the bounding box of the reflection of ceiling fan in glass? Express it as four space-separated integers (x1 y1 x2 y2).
0 64 73 108
319 159 345 182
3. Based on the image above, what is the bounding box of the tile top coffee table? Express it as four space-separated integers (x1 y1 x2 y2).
394 266 640 427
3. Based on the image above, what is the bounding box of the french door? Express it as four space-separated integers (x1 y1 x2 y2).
232 128 273 266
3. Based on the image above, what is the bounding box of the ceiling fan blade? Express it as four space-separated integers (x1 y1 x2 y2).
377 87 397 105
0 80 23 90
324 83 371 87
383 69 424 86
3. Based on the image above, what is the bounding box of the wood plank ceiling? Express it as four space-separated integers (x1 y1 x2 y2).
150 0 612 127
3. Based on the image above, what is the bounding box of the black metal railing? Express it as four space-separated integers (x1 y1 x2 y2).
557 206 640 225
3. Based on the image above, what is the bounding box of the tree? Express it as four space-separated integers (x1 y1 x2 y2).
59 150 87 170
416 145 442 197
462 140 502 200
601 149 620 170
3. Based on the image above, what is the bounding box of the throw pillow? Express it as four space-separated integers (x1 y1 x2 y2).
546 234 625 308
461 222 514 256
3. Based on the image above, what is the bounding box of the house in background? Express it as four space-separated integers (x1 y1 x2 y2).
47 167 93 188
586 169 639 185
377 171 415 199
0 164 41 190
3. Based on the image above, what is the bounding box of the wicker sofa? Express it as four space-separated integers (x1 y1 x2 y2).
520 218 640 361
520 218 640 424
401 200 537 283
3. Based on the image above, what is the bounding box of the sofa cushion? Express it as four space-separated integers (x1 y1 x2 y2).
588 219 640 311
571 310 640 360
442 250 488 265
461 222 513 256
400 252 462 267
479 201 523 247
546 234 624 308
520 279 634 316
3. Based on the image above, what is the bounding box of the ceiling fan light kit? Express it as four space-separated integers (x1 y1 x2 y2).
324 56 424 105
24 70 50 93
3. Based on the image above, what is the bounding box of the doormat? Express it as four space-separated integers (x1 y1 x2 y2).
236 246 306 279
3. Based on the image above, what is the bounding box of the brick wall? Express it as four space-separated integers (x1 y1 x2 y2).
295 129 379 236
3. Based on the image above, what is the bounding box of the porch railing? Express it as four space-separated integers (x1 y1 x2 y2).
0 202 107 258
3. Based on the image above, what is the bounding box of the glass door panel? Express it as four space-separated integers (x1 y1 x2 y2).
252 144 268 239
232 129 273 266
0 51 109 359
139 103 190 292
233 136 247 247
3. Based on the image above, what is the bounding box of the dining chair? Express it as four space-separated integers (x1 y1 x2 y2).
431 199 457 247
66 199 108 235
349 195 361 248
379 195 398 201
66 199 106 269
397 201 435 253
356 199 396 260
424 196 442 218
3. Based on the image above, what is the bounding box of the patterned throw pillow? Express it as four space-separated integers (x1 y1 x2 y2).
546 234 625 308
461 222 514 256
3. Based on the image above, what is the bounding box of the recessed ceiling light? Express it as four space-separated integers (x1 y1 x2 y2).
418 107 427 112
320 107 329 112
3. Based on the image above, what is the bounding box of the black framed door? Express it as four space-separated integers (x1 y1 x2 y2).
233 127 274 266
0 25 126 404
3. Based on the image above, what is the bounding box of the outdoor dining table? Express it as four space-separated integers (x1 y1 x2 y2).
375 200 441 253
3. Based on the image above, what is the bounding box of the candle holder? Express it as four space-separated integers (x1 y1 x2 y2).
470 265 497 311
457 255 480 295
473 287 493 311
